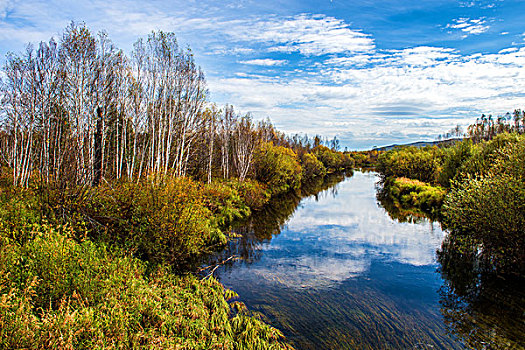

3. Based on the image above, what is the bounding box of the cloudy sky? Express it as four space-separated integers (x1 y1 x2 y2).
1 0 524 149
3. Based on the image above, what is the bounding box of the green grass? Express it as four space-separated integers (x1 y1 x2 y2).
0 220 293 350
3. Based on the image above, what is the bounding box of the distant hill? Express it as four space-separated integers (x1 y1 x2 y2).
373 138 463 152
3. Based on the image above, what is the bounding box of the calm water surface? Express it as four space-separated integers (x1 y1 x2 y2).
214 171 523 349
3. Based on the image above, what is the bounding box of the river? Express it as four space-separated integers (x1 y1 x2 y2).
213 171 524 349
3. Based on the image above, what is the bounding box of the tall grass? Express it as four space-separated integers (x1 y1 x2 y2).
0 219 293 349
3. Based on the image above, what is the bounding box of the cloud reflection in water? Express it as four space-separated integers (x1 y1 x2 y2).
221 172 445 289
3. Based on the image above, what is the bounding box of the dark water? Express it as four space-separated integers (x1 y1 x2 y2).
214 171 525 350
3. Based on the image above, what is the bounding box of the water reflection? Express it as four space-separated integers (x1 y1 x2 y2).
214 171 462 349
222 172 445 289
437 236 525 349
215 172 347 266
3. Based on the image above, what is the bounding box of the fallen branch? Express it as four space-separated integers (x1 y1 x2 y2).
200 255 240 279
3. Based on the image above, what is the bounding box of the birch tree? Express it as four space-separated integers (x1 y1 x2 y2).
59 22 98 185
0 24 217 187
232 114 258 182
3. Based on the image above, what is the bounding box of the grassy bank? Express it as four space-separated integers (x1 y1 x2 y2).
0 219 293 349
0 141 354 349
382 177 445 216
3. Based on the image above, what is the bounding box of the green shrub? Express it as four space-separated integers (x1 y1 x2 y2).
438 139 474 187
300 153 326 180
225 178 270 210
253 142 302 196
457 133 522 181
350 151 377 168
0 186 41 244
377 146 443 183
387 177 445 213
341 153 355 169
42 177 224 271
443 140 525 274
202 181 251 227
313 145 353 173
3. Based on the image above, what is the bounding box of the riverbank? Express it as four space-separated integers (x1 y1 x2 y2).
0 144 356 348
376 132 525 276
0 176 296 349
0 217 294 349
214 171 462 349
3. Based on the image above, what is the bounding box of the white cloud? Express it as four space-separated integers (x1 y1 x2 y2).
1 1 523 149
460 1 476 7
446 17 490 36
324 55 371 67
390 46 459 66
499 47 518 54
0 0 14 18
239 58 288 66
226 14 375 56
209 46 525 148
208 46 255 55
460 1 498 9
0 23 53 42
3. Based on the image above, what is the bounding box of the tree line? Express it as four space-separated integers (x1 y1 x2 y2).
438 110 525 142
467 110 525 142
0 22 351 189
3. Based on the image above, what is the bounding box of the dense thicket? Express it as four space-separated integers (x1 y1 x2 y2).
442 138 525 274
377 125 525 275
376 146 443 184
380 177 445 216
377 132 524 188
0 213 293 349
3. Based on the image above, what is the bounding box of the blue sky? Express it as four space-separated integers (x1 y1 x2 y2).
1 0 524 149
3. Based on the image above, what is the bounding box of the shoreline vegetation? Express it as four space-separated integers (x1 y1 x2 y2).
0 23 372 349
376 122 525 348
377 122 525 276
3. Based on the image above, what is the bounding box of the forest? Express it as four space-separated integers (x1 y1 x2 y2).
0 23 361 349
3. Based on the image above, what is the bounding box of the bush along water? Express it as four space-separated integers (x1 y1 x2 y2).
442 138 525 275
376 130 525 276
0 219 293 349
381 177 445 217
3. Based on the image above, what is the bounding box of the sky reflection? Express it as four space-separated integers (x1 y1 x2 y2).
220 171 445 289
